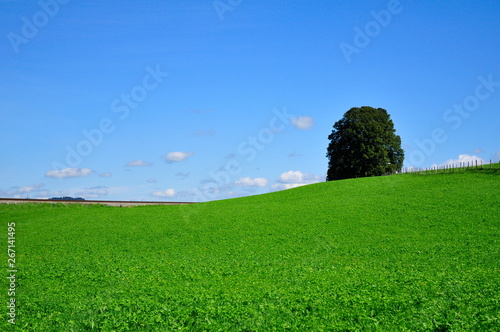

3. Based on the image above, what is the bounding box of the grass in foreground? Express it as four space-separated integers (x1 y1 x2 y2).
1 171 499 331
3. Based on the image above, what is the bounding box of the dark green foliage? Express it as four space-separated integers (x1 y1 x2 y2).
327 106 404 181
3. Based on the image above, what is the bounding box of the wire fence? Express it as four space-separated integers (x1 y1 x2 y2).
399 159 500 175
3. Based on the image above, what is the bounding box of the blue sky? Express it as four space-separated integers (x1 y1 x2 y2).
1 0 499 201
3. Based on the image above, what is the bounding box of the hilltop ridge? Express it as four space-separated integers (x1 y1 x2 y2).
1 171 499 331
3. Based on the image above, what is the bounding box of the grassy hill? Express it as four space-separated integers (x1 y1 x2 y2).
1 171 499 331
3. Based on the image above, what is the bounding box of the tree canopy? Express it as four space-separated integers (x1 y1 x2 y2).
326 106 404 181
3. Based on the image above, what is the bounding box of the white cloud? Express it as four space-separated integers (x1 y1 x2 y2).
100 172 112 177
291 116 314 130
44 186 131 200
277 170 305 183
17 183 44 194
45 168 93 178
146 178 157 183
126 160 152 167
271 170 322 191
0 183 46 198
271 183 305 191
151 189 176 198
164 152 194 163
0 184 112 200
235 177 268 187
434 154 486 167
75 186 109 200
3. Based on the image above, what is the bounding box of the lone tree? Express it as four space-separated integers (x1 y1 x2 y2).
326 106 404 181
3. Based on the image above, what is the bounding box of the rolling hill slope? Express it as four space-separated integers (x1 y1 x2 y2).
1 171 499 331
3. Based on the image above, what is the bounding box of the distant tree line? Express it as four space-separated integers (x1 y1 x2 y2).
49 196 85 201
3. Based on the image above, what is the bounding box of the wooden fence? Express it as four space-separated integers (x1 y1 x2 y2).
398 159 500 175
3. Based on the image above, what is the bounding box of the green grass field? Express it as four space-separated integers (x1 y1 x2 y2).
1 171 499 331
